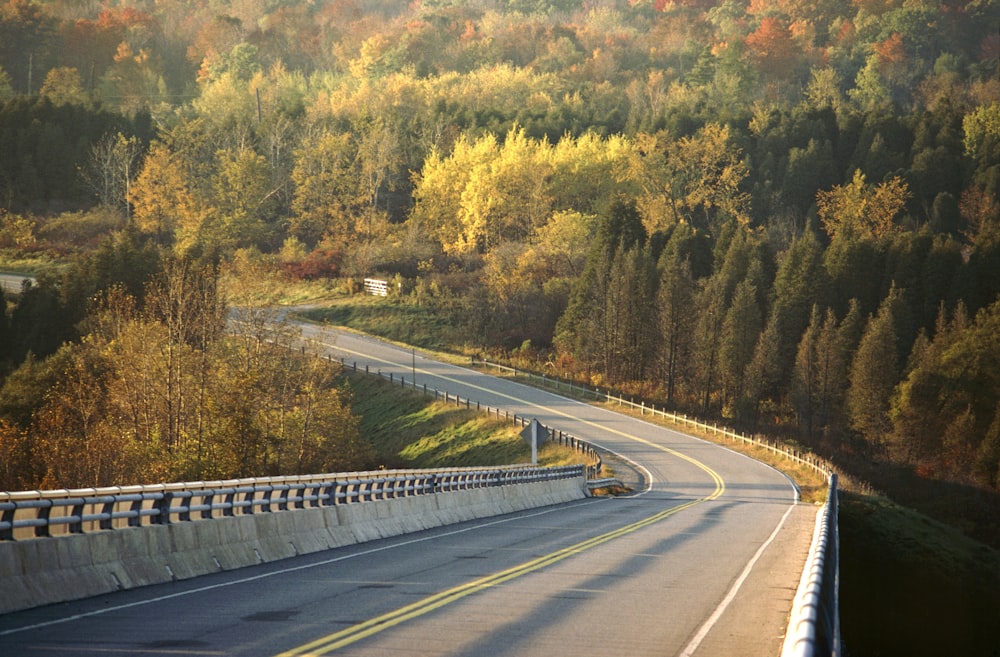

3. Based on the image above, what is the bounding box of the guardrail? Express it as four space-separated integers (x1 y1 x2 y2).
335 357 604 480
782 474 840 657
472 357 830 476
0 465 584 541
472 357 840 657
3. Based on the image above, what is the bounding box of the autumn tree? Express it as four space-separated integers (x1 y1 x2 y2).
672 123 752 231
39 66 89 106
816 169 910 241
290 129 355 247
81 132 145 219
131 141 205 246
744 16 801 86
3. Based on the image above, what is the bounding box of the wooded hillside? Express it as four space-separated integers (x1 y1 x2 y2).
1 0 999 501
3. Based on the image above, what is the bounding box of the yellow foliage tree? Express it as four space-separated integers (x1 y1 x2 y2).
816 169 910 241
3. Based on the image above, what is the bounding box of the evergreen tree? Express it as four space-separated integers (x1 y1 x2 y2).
656 246 696 404
741 315 783 429
769 231 828 389
0 285 8 366
719 279 762 417
555 198 647 379
847 286 908 451
693 275 726 414
793 305 847 440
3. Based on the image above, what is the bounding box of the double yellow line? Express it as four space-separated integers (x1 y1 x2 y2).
275 488 722 656
276 329 726 655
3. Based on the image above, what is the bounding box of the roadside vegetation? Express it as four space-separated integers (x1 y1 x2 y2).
347 374 593 470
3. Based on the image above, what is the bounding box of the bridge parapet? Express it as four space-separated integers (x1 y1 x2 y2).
0 466 587 614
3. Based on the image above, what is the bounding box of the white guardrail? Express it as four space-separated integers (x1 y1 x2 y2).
472 358 840 657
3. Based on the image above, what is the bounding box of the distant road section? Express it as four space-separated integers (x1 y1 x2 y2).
0 273 35 294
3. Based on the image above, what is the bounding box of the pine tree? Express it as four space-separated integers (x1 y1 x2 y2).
656 247 696 404
720 279 762 415
770 232 828 388
793 306 845 440
555 198 647 380
847 287 907 451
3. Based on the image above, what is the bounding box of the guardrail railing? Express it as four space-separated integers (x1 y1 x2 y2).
334 357 604 480
0 465 584 542
782 474 840 657
472 357 830 476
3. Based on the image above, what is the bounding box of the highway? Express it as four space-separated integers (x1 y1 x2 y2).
0 321 817 657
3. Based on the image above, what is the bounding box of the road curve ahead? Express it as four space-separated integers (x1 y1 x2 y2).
0 322 817 657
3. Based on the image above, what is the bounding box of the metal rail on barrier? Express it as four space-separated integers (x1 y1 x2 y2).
0 465 584 541
335 357 604 480
781 473 840 657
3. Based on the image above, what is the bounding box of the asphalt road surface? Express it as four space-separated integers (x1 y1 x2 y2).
0 320 818 657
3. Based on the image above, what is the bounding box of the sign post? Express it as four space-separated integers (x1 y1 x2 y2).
519 418 550 465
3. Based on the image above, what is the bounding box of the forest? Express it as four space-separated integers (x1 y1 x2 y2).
0 0 998 509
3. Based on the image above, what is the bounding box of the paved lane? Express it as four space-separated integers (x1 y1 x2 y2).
0 322 816 657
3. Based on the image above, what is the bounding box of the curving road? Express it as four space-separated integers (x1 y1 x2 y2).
0 322 817 657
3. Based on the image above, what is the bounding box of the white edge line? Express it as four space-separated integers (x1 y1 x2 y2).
0 499 607 638
677 502 798 657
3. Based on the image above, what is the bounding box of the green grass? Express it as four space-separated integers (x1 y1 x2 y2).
302 296 468 353
345 373 587 470
0 250 67 278
839 492 1000 657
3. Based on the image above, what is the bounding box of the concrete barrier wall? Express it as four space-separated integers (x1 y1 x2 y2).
0 476 586 615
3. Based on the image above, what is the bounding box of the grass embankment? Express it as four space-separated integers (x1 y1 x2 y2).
839 493 1000 657
301 296 467 354
345 373 588 471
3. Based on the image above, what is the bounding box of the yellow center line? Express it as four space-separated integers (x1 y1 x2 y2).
274 496 716 657
272 332 727 656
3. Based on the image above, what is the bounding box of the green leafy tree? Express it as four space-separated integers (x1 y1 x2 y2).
890 301 1000 485
290 130 355 247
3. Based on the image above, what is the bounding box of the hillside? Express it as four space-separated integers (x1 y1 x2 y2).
1 3 999 646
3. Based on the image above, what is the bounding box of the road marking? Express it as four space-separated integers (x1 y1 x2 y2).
268 328 729 656
307 327 802 655
309 332 717 495
273 495 721 657
678 502 798 657
0 502 602 638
